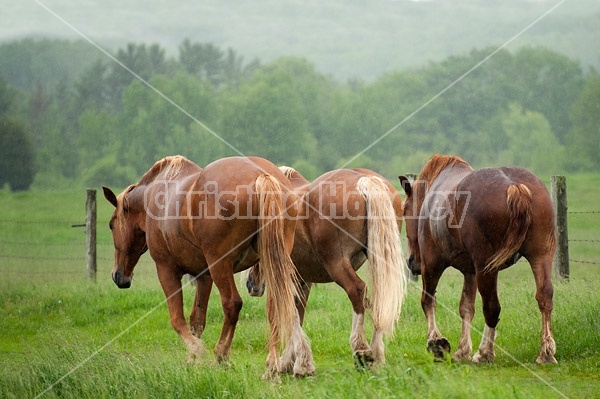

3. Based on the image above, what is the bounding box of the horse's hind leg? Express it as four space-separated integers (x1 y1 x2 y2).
369 328 385 366
280 281 314 377
421 262 451 361
473 271 500 364
189 272 212 339
326 260 372 367
452 272 476 362
529 254 557 364
210 262 243 364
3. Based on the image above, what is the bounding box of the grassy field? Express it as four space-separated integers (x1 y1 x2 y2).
0 174 599 399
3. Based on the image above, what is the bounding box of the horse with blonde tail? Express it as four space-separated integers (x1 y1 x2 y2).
246 167 407 369
399 154 557 364
103 156 313 381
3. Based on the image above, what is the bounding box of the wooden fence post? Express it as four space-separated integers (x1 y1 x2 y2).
551 176 569 280
86 189 97 283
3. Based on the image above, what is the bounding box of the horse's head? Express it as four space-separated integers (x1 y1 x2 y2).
102 185 148 289
399 176 422 275
245 264 265 297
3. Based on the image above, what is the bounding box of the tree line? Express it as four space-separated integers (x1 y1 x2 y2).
0 38 598 191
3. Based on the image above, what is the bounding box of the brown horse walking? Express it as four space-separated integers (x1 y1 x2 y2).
399 154 557 364
246 166 408 368
102 155 314 380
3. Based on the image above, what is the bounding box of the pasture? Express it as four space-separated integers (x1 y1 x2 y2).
0 174 599 398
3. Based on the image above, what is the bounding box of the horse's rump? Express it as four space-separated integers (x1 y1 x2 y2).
484 183 533 272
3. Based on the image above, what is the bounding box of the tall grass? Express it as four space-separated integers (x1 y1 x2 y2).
1 174 599 398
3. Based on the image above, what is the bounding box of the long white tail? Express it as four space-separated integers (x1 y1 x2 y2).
356 176 407 336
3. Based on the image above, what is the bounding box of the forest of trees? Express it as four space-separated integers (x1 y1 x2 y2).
0 38 598 191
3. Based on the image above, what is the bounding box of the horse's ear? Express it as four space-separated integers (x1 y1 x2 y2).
103 186 118 208
398 176 412 196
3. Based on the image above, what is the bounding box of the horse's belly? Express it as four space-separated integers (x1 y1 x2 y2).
292 249 331 283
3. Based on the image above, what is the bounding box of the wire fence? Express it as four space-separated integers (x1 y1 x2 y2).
567 208 600 266
1 195 599 277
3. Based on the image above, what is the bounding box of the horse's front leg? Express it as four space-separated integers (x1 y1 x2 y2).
422 261 451 361
189 272 213 339
452 272 476 362
156 264 207 363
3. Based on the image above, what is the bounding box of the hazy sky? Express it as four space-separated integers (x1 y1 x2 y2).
2 1 597 80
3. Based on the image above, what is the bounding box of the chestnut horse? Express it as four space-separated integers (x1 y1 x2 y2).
102 155 314 380
399 154 557 364
246 166 407 368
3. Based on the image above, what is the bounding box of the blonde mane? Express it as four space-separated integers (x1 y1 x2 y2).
116 156 191 220
138 155 189 185
278 166 297 179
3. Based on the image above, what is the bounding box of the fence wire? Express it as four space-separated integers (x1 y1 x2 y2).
2 205 600 275
567 209 600 265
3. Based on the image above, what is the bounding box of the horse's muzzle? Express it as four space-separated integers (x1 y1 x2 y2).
112 269 132 289
408 255 421 275
246 278 265 297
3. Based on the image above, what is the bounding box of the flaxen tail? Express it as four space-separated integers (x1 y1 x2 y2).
485 183 533 272
356 176 407 336
255 174 298 349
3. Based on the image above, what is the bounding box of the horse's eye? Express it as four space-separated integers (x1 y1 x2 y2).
109 223 114 231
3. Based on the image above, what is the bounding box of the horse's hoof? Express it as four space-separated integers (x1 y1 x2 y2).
451 351 472 363
536 353 558 365
186 343 208 364
354 350 375 369
451 346 472 362
292 358 316 378
278 355 295 375
261 369 282 384
214 353 230 364
472 350 495 364
427 338 451 361
294 370 314 379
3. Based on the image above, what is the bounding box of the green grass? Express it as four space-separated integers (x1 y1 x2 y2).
0 174 599 398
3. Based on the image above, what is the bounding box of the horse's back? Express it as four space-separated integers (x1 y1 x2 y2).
458 167 550 212
302 168 399 276
191 156 297 270
200 156 287 186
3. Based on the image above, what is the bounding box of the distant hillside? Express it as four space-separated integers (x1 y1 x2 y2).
1 0 598 80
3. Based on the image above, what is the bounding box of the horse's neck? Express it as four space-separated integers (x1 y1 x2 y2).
429 164 473 193
414 164 472 215
134 160 201 216
138 157 200 186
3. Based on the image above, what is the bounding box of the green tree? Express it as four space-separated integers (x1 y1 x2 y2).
0 38 101 92
565 74 600 171
0 116 35 191
0 78 15 116
499 103 564 174
74 60 111 113
105 43 170 109
337 69 431 169
512 46 585 144
112 72 218 175
217 57 325 166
